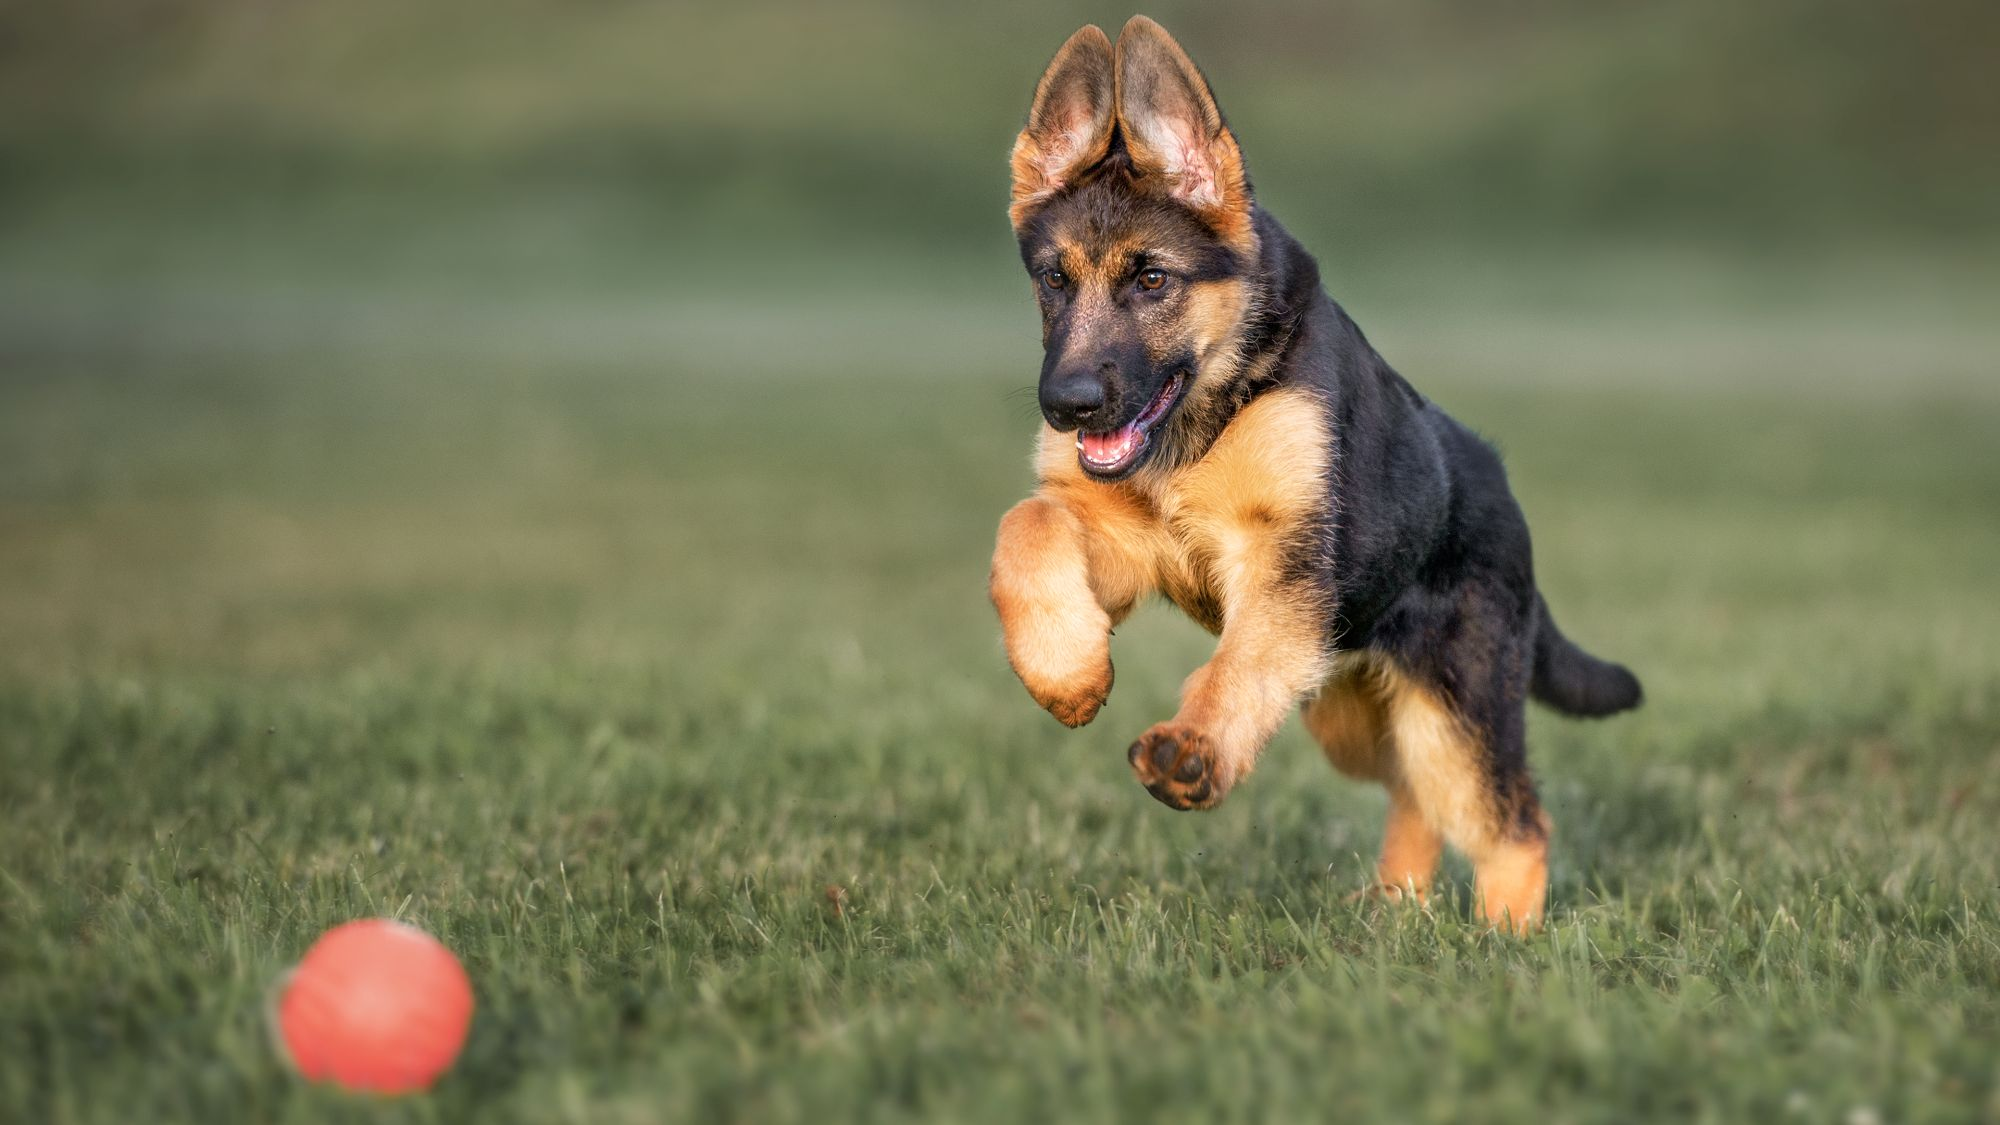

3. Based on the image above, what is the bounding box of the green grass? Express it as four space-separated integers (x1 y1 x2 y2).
3 328 1999 1123
5 2 1997 1117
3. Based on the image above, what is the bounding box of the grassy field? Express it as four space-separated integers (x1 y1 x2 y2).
3 296 1999 1122
5 2 1997 1119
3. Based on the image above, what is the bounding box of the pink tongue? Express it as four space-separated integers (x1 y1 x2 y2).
1080 425 1140 467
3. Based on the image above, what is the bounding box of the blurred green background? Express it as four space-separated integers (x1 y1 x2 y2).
3 0 1997 378
5 3 2000 1121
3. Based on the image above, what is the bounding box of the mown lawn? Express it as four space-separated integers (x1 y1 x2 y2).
2 335 1998 1122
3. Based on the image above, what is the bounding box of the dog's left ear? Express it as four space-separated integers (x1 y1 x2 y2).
1114 16 1253 244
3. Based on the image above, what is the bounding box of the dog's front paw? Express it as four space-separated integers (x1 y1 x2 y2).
996 596 1114 727
1024 661 1113 728
1127 723 1230 810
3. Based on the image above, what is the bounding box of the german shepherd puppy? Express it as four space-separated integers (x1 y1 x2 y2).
989 17 1642 930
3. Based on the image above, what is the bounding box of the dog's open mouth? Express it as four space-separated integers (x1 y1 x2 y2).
1075 372 1185 478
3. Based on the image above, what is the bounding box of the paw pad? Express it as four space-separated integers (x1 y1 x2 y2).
1127 725 1224 810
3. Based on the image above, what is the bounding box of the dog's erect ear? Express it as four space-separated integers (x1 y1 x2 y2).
1114 16 1252 243
1010 25 1116 229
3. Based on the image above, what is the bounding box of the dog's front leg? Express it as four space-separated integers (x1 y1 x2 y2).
990 494 1133 728
1127 529 1331 810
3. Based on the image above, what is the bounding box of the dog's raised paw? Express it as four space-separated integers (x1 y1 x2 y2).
1045 692 1104 728
1028 663 1112 728
1127 723 1226 809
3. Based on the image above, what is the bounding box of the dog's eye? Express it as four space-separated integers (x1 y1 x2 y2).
1138 268 1168 291
1041 269 1067 291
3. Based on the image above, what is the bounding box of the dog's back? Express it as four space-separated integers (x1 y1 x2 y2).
990 17 1639 930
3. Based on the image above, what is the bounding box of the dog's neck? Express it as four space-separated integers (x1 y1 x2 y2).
1243 208 1324 367
1152 208 1325 473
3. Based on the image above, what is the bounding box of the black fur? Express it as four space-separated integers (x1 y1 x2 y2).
1531 594 1645 716
1218 208 1644 715
1009 23 1641 844
1028 202 1641 808
1216 215 1646 829
1232 214 1635 843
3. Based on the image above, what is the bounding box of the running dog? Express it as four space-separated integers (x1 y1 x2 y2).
989 16 1642 930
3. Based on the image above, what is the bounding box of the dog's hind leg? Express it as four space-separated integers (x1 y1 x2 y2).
1304 657 1443 900
1373 627 1551 933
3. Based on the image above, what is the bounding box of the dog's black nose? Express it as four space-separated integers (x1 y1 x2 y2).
1041 372 1107 430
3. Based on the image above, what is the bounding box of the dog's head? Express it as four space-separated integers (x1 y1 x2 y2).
1010 16 1259 481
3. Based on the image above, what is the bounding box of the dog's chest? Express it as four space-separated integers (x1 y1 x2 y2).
1048 386 1331 632
1140 475 1262 632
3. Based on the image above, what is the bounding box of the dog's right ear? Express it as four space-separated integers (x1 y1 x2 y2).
1009 25 1115 230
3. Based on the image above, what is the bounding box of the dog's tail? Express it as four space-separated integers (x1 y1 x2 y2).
1530 593 1643 718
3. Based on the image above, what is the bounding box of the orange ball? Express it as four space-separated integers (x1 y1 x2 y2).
275 919 474 1094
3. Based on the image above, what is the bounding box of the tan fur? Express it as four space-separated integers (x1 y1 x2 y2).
1474 832 1550 933
1376 789 1445 899
1381 672 1507 860
1044 235 1149 293
1307 656 1442 901
1300 657 1550 932
1005 387 1333 806
1178 278 1254 372
1010 20 1256 250
989 496 1116 728
1303 654 1392 781
1031 430 1161 622
1009 26 1116 228
1002 18 1561 929
1112 16 1256 250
